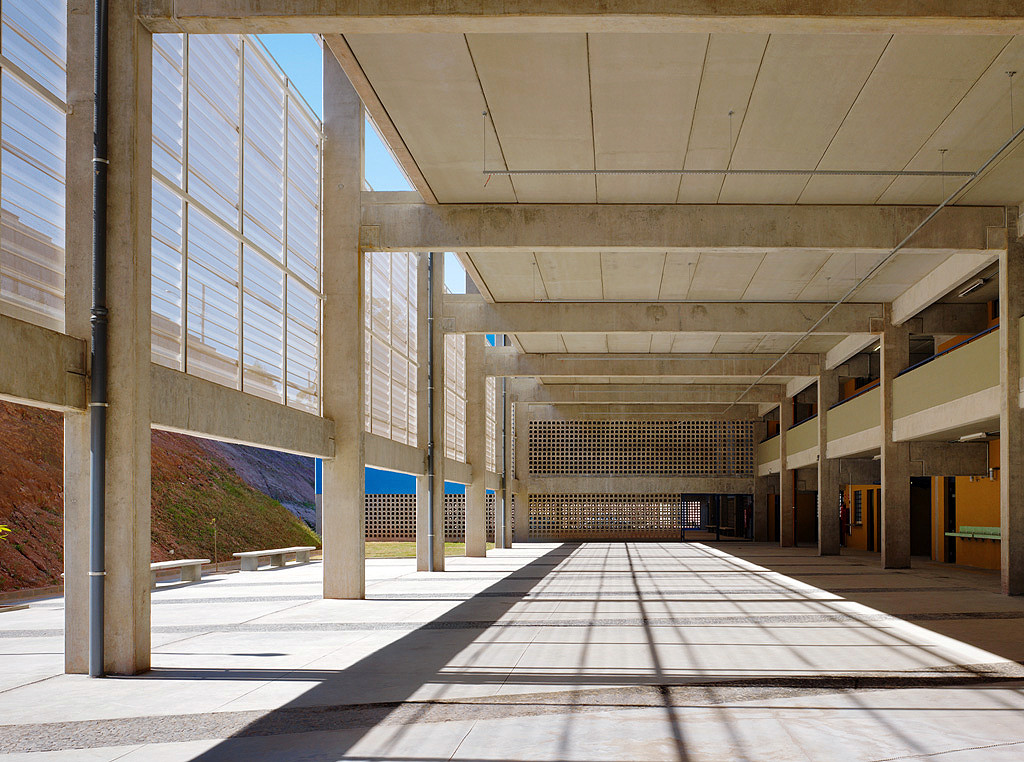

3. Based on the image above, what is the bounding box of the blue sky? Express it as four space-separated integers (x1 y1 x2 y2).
260 35 469 494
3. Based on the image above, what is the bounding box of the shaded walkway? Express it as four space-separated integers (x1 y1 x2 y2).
3 542 1024 760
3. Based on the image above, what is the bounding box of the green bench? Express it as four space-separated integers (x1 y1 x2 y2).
944 526 1001 541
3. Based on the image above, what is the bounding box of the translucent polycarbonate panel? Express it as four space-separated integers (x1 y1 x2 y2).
444 333 467 462
151 178 183 369
242 245 284 401
286 276 319 412
186 206 239 388
0 70 65 330
364 251 418 445
242 41 284 261
2 1 66 101
287 101 319 286
188 35 240 226
153 33 322 413
152 34 183 184
486 376 497 472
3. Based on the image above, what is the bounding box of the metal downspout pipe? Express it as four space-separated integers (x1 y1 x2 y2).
89 0 109 678
426 253 436 571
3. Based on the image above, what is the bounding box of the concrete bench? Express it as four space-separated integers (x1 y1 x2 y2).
944 526 1000 541
233 546 316 572
150 559 209 588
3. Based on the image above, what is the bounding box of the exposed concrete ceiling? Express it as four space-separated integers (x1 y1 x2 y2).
344 30 1021 394
347 32 1024 205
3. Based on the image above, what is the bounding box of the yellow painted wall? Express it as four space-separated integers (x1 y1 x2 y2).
953 439 1000 570
843 484 880 552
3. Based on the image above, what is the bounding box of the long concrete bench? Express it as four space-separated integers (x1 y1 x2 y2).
233 546 316 572
150 558 209 588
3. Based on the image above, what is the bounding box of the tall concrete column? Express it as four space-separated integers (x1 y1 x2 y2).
752 475 770 542
62 0 93 675
751 421 768 542
322 48 365 598
880 307 911 569
429 254 447 570
415 253 443 571
779 397 795 547
512 403 530 542
818 363 841 555
1000 229 1024 594
500 383 515 547
464 335 487 557
99 5 153 674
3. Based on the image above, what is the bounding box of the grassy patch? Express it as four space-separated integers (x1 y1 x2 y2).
365 541 496 559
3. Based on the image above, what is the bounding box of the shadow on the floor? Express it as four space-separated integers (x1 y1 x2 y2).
182 542 610 761
703 542 1024 666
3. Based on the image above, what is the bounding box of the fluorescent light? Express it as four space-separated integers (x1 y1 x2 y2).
957 278 985 298
958 431 988 442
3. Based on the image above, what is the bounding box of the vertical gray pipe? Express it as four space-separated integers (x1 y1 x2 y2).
498 334 508 548
89 0 109 678
426 253 436 571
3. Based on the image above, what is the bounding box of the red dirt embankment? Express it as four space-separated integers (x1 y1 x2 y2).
0 401 319 592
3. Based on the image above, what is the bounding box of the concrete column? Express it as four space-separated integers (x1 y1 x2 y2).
818 363 841 555
1000 229 1024 594
512 403 530 542
62 0 93 675
752 475 770 542
415 253 443 571
880 307 911 569
500 382 514 548
751 421 768 542
430 254 446 570
779 397 795 547
322 48 365 598
100 6 153 674
464 335 487 557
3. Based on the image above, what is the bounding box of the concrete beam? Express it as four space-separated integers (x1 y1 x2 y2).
139 2 1024 35
513 381 783 404
908 441 988 477
0 313 86 412
826 334 878 370
365 433 425 476
150 365 335 458
892 250 1000 326
526 476 754 494
786 376 816 398
363 202 1004 254
484 347 820 378
838 458 881 485
526 403 759 419
450 296 882 335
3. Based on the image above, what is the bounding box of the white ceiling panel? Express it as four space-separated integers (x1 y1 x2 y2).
719 34 889 204
469 252 545 301
467 34 597 202
589 33 708 202
601 252 666 300
536 252 603 299
689 252 764 299
799 35 1009 203
676 33 769 203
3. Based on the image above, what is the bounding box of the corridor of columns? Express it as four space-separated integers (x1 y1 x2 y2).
3 540 1024 761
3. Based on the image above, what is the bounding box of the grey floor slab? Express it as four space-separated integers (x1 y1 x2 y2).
3 542 1024 761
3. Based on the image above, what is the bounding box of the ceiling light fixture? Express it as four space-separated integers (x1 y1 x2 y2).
957 278 986 298
958 431 988 442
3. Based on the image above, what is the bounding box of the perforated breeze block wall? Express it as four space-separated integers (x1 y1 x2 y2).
364 494 512 541
529 494 708 540
528 420 755 477
527 420 752 539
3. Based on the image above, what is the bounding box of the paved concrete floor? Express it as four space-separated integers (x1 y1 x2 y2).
2 542 1024 761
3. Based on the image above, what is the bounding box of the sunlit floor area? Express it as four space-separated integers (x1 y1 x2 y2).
3 542 1024 761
